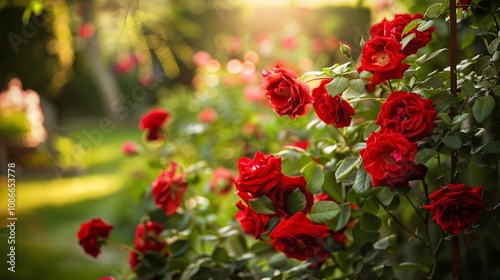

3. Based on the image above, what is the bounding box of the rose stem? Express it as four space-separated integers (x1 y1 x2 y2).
449 1 460 279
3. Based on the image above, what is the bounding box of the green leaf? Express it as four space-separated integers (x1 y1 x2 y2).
335 157 361 181
302 162 324 195
387 194 400 210
417 20 434 32
401 33 416 51
170 240 191 258
360 212 382 232
402 19 422 35
439 112 451 125
322 171 343 202
364 122 379 139
443 135 462 149
353 164 372 194
212 247 230 263
227 233 247 256
473 95 495 123
286 188 307 215
461 81 476 96
349 79 365 93
425 48 447 62
425 3 442 18
488 37 500 55
494 86 500 97
461 31 476 50
335 204 352 231
363 197 380 214
395 262 430 272
373 234 397 250
249 196 276 215
427 91 458 106
326 77 349 97
451 113 469 130
483 141 500 153
475 56 492 73
420 76 444 89
309 201 340 223
415 148 434 164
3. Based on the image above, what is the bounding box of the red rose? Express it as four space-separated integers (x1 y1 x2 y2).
370 13 435 55
77 218 113 258
376 91 437 141
235 201 271 240
270 175 313 217
232 151 282 197
360 37 410 84
210 167 234 195
262 65 313 120
99 277 115 280
312 79 355 128
422 184 485 234
138 108 170 141
134 221 164 247
269 212 330 261
152 162 188 217
360 132 425 189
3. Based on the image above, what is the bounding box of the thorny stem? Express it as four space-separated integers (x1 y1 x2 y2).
347 97 384 103
373 196 428 246
449 2 460 279
403 192 425 223
429 232 445 279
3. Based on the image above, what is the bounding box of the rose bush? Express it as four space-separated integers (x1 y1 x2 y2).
78 1 500 279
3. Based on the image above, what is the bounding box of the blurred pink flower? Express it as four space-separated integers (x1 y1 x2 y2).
193 51 212 66
199 107 218 123
122 141 139 155
79 23 94 39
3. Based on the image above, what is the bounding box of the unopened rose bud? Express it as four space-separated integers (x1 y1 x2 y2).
340 42 352 58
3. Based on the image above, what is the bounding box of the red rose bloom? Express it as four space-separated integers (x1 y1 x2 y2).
232 151 282 197
129 221 168 275
270 175 313 217
360 132 425 189
312 79 355 128
422 184 485 234
77 218 113 258
235 201 271 240
210 167 234 195
360 37 410 84
138 108 170 141
262 65 313 120
376 91 437 141
134 221 164 247
370 13 435 55
269 212 330 261
152 162 188 217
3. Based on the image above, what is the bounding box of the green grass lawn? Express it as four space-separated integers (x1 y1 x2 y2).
0 124 147 280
